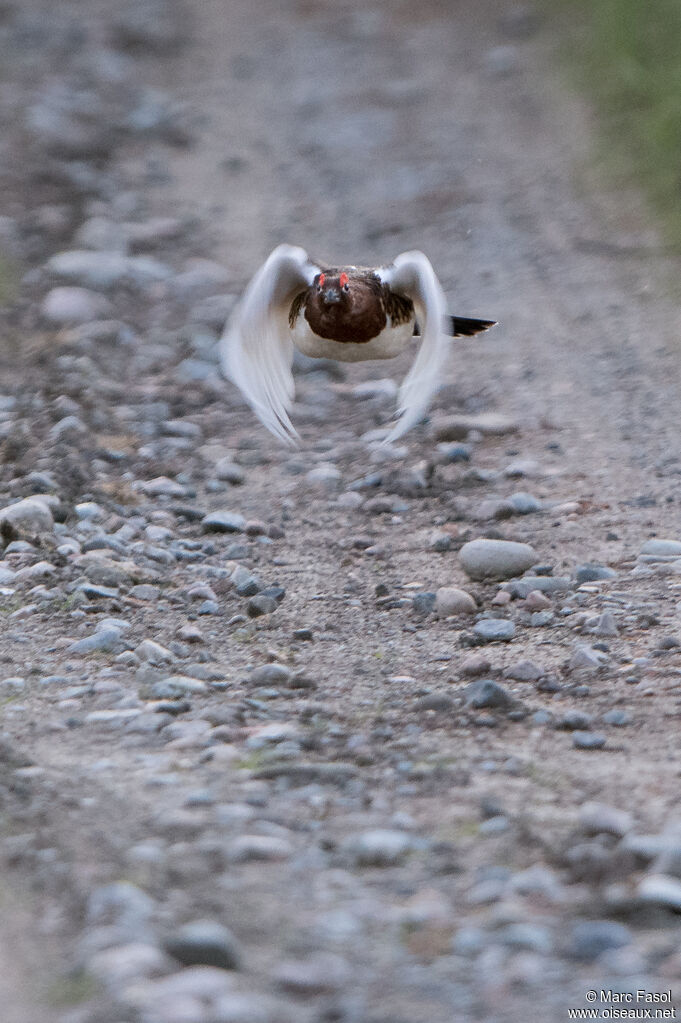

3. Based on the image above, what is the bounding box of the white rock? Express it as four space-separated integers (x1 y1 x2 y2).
41 286 113 325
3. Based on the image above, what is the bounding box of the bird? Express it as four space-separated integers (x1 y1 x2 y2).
221 244 496 446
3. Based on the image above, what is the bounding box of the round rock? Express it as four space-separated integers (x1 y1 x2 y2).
459 538 537 580
435 587 476 617
164 920 241 970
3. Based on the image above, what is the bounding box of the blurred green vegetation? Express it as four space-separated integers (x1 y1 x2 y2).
557 0 681 243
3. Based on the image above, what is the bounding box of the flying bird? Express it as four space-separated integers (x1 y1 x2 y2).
221 244 495 446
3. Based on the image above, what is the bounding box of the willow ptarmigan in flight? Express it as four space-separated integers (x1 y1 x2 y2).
221 244 496 446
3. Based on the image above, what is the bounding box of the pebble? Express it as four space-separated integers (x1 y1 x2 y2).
136 639 174 665
41 286 113 324
202 510 247 533
412 592 436 616
249 664 292 687
592 612 619 637
572 731 606 750
274 953 350 996
87 942 172 988
436 442 471 463
435 587 476 616
556 710 593 731
569 645 608 671
473 619 516 643
68 626 125 655
149 676 207 698
503 660 543 682
460 538 538 580
247 595 278 617
460 654 492 677
87 881 155 933
47 250 170 291
305 463 341 489
640 539 681 558
568 920 632 961
214 458 245 485
575 563 617 583
433 413 518 441
603 709 631 727
464 679 514 710
580 802 634 838
0 497 54 535
164 920 241 970
227 835 294 863
345 829 414 866
638 874 681 911
504 576 571 598
508 492 542 514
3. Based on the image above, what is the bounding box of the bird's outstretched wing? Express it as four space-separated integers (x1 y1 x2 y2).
379 251 449 444
220 244 320 446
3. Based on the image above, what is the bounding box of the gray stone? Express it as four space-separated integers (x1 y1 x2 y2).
503 660 543 682
41 286 113 325
473 618 516 643
68 627 124 655
504 576 571 598
572 731 606 750
165 920 241 970
508 492 543 514
640 539 681 558
575 563 617 583
638 874 681 910
227 835 293 863
202 510 247 533
214 458 245 485
433 413 518 441
87 881 155 932
87 942 172 988
435 587 476 617
249 664 292 687
150 676 207 698
0 497 53 535
345 829 414 866
460 538 537 581
306 463 342 489
570 645 608 671
412 592 437 616
247 595 278 617
464 679 514 710
47 250 170 291
568 920 632 961
580 801 634 838
592 612 619 637
274 953 350 995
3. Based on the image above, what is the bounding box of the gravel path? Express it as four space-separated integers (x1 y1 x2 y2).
1 2 681 1021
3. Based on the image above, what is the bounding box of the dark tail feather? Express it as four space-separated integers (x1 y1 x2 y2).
448 315 497 337
413 316 497 338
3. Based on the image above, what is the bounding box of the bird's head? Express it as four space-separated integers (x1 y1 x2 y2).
314 270 351 308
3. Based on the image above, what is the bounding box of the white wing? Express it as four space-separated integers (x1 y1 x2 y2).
220 244 320 446
378 251 449 444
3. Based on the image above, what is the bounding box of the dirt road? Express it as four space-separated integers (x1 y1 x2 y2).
1 2 681 1021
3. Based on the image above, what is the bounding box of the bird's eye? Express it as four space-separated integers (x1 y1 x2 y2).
317 273 325 291
340 272 349 292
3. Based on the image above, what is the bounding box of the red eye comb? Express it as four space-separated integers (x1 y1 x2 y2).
339 272 349 288
318 273 325 287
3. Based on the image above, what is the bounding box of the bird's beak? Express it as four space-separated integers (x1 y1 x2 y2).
323 288 341 305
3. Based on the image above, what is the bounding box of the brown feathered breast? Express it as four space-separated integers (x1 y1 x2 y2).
289 269 415 345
